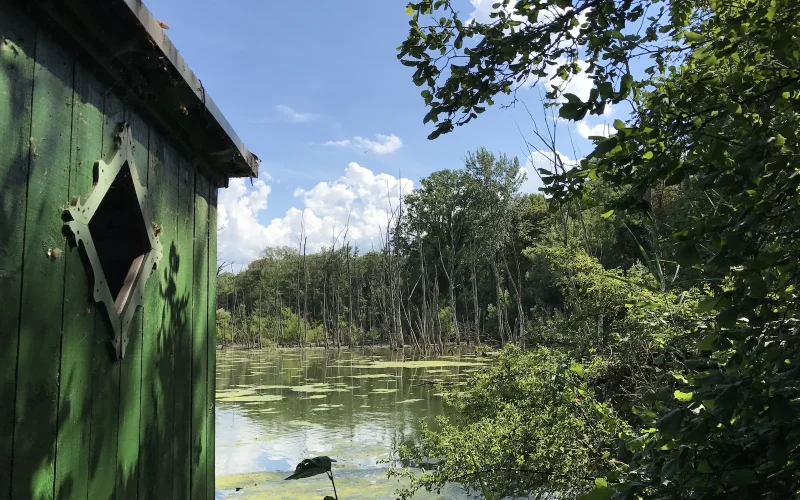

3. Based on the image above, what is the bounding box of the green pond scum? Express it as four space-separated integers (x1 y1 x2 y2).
215 347 488 499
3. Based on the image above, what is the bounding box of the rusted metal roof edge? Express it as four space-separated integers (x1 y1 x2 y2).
121 0 259 179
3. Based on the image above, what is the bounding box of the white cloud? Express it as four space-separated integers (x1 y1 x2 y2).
577 121 615 139
324 134 403 155
541 58 593 102
468 0 517 24
274 104 315 123
468 0 593 101
217 162 415 269
519 150 579 193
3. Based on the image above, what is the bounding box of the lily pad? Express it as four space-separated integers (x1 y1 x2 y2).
215 389 257 399
291 384 336 394
218 394 285 403
349 360 486 369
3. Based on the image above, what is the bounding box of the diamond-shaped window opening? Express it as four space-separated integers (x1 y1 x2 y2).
64 124 162 360
89 164 152 310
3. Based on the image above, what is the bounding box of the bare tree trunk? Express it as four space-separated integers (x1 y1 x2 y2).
348 245 353 347
278 295 284 342
303 237 308 346
433 267 443 352
438 242 459 345
322 275 328 349
471 249 481 345
491 255 506 345
417 227 430 347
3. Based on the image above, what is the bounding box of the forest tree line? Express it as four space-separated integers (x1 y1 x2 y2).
382 0 800 498
216 0 800 496
215 147 673 351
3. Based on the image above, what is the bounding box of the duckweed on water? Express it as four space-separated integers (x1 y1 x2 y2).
348 360 485 369
215 469 467 499
250 384 293 390
291 384 336 393
218 394 285 403
215 389 257 399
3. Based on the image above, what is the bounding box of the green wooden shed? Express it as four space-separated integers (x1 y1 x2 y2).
0 0 259 498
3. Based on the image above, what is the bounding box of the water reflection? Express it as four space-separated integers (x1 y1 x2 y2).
215 347 484 498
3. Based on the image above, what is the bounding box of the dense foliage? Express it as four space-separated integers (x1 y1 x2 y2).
383 0 800 498
217 150 567 350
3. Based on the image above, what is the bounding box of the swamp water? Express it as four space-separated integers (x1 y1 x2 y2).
215 347 486 499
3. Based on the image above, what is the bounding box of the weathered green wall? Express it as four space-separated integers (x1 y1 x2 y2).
0 1 218 498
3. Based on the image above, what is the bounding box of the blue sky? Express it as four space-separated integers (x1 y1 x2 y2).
147 0 613 269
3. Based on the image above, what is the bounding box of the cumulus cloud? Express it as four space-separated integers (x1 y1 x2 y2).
577 121 615 139
324 134 403 155
217 162 414 269
274 104 315 123
467 0 592 100
518 150 579 193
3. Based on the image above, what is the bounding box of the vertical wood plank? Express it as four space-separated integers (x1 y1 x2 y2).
11 31 74 500
0 4 35 497
139 129 178 498
115 108 150 499
206 185 218 499
172 156 195 498
53 61 103 500
191 175 210 498
86 92 124 500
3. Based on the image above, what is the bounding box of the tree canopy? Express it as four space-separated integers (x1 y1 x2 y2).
391 0 800 497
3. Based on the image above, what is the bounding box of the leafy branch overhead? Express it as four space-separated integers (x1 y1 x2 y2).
399 0 680 139
397 0 800 498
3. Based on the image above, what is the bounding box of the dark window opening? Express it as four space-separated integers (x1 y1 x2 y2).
89 162 151 312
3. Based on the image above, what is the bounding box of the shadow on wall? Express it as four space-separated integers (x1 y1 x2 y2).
0 7 206 498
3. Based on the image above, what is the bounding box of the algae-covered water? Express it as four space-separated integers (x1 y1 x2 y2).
215 347 485 500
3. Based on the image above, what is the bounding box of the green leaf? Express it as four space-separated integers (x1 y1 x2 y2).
675 243 700 266
559 102 585 120
642 151 654 160
285 456 337 480
656 409 684 434
570 362 585 378
405 4 415 15
594 478 608 488
601 209 615 219
697 296 721 312
592 136 619 157
620 74 634 97
697 460 713 474
674 390 693 402
613 119 626 131
598 82 614 99
766 2 777 21
578 486 612 500
684 31 704 42
725 101 742 114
